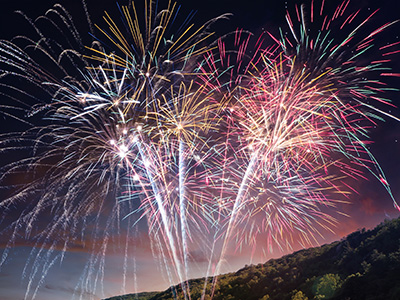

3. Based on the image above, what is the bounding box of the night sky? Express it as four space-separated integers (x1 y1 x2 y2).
1 0 400 299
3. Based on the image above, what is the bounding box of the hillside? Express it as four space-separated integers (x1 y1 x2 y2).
105 216 400 300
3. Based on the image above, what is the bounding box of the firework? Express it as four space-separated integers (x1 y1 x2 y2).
205 0 400 287
0 0 399 299
0 1 226 298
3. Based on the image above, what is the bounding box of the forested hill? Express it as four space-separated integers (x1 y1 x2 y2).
105 216 400 300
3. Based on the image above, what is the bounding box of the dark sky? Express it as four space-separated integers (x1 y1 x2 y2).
1 0 400 299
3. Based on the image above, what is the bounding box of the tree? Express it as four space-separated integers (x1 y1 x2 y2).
292 290 308 300
314 274 342 299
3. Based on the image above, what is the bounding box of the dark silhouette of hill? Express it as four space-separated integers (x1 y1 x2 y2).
105 291 160 300
105 216 400 300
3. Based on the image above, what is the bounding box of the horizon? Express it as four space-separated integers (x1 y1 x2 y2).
106 213 400 298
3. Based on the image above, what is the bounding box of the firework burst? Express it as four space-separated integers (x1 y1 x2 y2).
0 0 399 299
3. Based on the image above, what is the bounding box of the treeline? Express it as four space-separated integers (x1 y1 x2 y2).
106 216 400 300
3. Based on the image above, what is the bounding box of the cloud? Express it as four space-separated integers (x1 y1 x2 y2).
44 284 98 298
360 197 379 215
188 249 209 263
